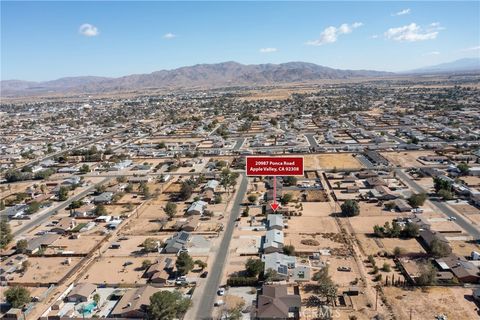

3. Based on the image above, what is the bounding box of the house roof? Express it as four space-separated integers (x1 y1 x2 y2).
267 214 283 229
110 286 162 317
257 285 301 319
68 283 96 299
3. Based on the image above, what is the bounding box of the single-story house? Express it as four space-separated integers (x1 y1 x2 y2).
187 200 207 215
110 286 163 318
255 284 301 320
66 283 97 302
263 229 284 254
164 231 191 254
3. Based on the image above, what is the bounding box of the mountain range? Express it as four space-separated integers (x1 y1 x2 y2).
2 59 479 97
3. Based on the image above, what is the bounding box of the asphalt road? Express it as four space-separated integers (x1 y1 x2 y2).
394 169 480 239
304 133 319 148
233 137 246 150
13 177 111 237
195 173 248 319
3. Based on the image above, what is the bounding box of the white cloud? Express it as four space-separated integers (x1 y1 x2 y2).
384 22 443 42
371 34 379 39
306 22 363 46
393 8 411 16
163 33 176 39
79 23 99 37
423 51 440 56
459 45 480 52
259 47 278 53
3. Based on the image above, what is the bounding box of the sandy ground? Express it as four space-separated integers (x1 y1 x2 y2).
304 154 364 170
384 286 479 320
381 151 436 168
8 257 82 284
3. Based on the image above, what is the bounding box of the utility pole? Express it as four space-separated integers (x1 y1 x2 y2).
375 285 379 311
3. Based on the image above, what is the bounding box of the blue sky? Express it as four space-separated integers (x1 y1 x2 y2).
1 1 479 81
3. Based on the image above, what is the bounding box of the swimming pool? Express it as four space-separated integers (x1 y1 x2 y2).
78 302 96 315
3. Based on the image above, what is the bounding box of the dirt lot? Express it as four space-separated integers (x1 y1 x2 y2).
286 216 339 233
381 151 436 168
384 286 479 320
81 257 150 285
9 257 82 284
304 154 364 170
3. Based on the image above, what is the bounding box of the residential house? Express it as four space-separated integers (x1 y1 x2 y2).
263 229 284 254
394 199 413 212
255 284 301 320
66 283 97 302
187 201 207 216
109 286 163 318
164 231 191 254
266 214 284 231
435 255 480 283
144 258 175 284
26 234 60 254
93 192 114 204
51 217 76 234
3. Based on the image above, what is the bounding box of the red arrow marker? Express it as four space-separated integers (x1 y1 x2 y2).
270 176 279 212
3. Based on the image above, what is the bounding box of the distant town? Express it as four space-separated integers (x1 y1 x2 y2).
1 72 480 320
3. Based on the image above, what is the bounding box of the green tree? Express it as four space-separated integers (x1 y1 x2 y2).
312 266 338 306
214 194 222 204
282 176 297 186
79 164 90 174
457 163 470 176
142 259 153 270
401 222 419 238
438 189 454 200
194 259 207 270
164 202 177 220
245 258 264 277
247 194 258 204
416 262 437 286
408 193 427 207
176 252 194 276
58 186 69 201
148 290 191 320
283 245 295 256
179 182 193 201
341 200 360 217
4 286 31 308
280 193 293 205
16 239 28 254
433 177 452 193
0 218 13 249
93 293 100 306
430 238 452 258
94 204 107 216
25 201 40 214
143 238 159 252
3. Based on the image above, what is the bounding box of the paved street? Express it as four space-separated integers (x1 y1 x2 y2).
304 133 319 148
394 169 480 239
13 177 111 237
192 173 248 319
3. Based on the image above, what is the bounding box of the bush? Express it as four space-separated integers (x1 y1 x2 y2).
373 274 382 282
341 200 360 217
382 263 391 272
227 277 258 287
408 193 427 207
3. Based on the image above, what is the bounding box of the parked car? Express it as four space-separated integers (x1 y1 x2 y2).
200 271 209 278
217 288 225 296
337 266 352 272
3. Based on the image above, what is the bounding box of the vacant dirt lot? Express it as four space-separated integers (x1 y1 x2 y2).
304 153 363 170
9 257 82 284
381 151 436 168
384 286 479 320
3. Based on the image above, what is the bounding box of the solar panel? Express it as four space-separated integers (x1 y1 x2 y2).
178 232 189 242
278 265 288 275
